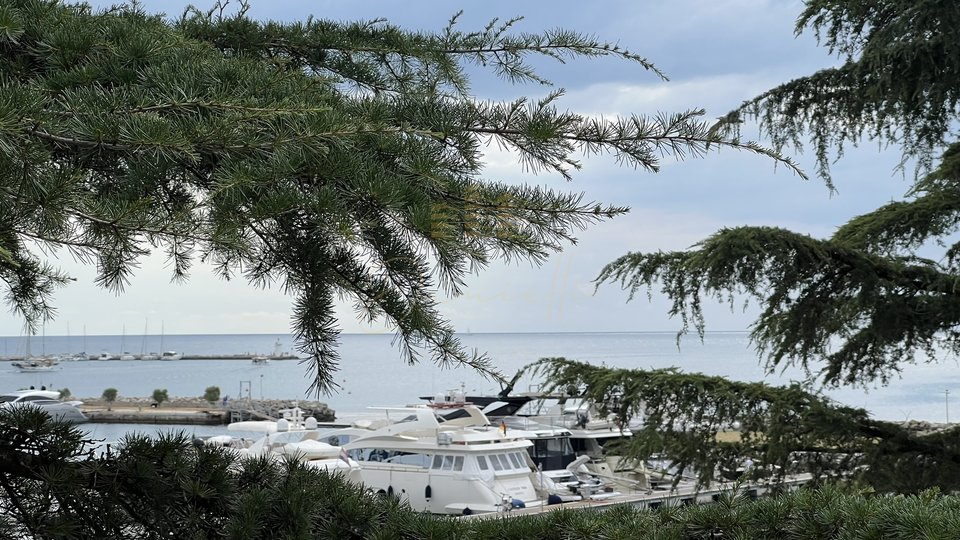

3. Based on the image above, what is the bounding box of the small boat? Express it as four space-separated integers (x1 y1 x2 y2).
251 355 270 365
118 352 136 361
0 389 88 424
160 351 182 361
96 352 115 361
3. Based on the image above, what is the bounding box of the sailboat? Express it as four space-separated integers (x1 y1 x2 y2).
11 330 60 372
118 324 136 360
139 319 159 360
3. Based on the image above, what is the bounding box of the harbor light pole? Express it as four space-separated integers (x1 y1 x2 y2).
260 374 264 400
946 389 951 424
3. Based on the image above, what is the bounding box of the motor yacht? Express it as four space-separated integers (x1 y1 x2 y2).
204 407 362 483
312 404 594 515
423 387 651 491
0 389 88 424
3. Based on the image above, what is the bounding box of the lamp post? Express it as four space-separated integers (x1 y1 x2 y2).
946 389 951 424
260 374 264 400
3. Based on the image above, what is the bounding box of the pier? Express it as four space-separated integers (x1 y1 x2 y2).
78 397 335 425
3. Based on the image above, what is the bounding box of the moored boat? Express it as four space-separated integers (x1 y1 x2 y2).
205 406 361 482
0 389 88 424
315 404 588 514
11 356 60 372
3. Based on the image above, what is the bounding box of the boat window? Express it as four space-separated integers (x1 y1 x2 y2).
0 395 17 403
442 455 455 471
358 448 391 462
570 438 588 453
489 455 504 471
453 456 464 471
477 455 489 470
432 455 443 469
385 452 431 468
508 453 523 469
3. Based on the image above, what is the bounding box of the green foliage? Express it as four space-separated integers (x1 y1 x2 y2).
2 408 960 537
101 387 118 403
0 0 797 395
530 358 960 493
597 222 959 387
152 388 168 405
58 387 70 399
202 385 220 404
591 1 960 493
718 0 960 182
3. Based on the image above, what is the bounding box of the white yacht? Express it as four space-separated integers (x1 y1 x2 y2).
160 351 182 360
205 407 362 483
0 389 88 424
317 404 585 515
425 388 651 491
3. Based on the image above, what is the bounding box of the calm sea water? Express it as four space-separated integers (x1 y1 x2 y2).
2 332 958 441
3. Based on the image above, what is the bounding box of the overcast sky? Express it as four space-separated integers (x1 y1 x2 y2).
3 0 915 337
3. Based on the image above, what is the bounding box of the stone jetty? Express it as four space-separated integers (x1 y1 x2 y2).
79 396 335 425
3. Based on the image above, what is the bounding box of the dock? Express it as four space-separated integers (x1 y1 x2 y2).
77 398 334 425
81 405 231 425
459 473 813 520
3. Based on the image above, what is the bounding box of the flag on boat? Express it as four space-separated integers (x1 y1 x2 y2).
339 447 351 465
499 420 507 436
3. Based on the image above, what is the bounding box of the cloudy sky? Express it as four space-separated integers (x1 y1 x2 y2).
2 0 914 337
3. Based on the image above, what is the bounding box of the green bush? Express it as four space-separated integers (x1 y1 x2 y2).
102 388 118 411
152 389 169 406
203 386 220 404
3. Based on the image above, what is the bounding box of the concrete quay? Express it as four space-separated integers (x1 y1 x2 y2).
78 397 335 425
82 406 228 425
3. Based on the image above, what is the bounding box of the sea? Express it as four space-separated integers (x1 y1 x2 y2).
2 332 958 442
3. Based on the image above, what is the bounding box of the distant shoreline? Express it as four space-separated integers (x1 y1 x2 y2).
1 354 301 362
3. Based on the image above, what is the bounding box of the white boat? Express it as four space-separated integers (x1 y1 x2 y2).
251 355 270 365
160 351 182 360
118 325 136 361
317 404 586 515
205 407 362 482
96 351 115 361
11 356 60 372
0 389 88 424
425 388 653 491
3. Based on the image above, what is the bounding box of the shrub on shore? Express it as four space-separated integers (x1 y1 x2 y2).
203 386 221 404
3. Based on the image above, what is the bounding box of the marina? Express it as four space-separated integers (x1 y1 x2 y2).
1 332 956 423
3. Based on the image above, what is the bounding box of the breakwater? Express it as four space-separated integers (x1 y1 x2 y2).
79 397 335 425
1 354 301 362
